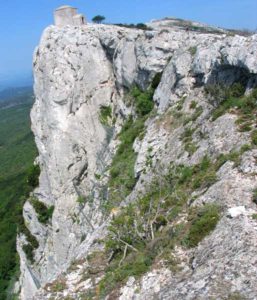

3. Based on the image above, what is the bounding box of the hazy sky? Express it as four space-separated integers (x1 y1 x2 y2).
0 0 256 87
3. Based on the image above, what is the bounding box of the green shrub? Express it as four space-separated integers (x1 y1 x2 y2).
178 166 193 184
212 96 244 121
188 46 197 56
239 122 252 132
185 142 198 155
251 130 257 145
251 88 257 100
240 144 252 153
214 144 253 170
227 292 247 300
180 127 198 155
166 156 218 192
99 252 152 298
191 106 203 122
230 83 246 98
99 105 112 126
210 87 257 123
18 221 39 250
107 85 157 210
48 280 67 292
252 214 257 220
131 87 154 116
77 195 86 205
27 164 40 188
190 157 216 188
206 83 245 107
108 116 146 210
199 155 211 171
184 204 220 248
30 197 54 224
95 173 101 180
115 23 152 31
189 101 197 109
180 127 195 143
102 155 223 295
192 171 217 189
22 244 35 263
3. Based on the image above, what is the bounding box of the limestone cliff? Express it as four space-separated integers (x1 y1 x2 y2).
17 20 257 300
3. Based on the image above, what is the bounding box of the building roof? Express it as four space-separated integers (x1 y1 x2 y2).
55 5 77 11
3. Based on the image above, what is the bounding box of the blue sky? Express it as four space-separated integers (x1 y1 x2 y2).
0 0 256 88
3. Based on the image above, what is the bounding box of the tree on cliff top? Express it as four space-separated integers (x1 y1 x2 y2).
92 15 106 24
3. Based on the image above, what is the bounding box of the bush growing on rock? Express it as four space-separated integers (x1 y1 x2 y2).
107 86 156 210
30 196 54 224
131 87 154 116
99 105 112 126
251 130 257 146
22 244 35 263
209 86 257 120
27 164 40 188
184 204 220 248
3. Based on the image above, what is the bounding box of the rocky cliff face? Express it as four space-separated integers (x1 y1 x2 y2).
17 20 257 300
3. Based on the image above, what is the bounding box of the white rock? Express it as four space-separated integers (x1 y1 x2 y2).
227 206 246 218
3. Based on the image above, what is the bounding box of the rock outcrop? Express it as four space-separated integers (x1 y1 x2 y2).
17 19 257 300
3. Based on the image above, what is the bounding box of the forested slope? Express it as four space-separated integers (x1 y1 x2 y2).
0 90 37 299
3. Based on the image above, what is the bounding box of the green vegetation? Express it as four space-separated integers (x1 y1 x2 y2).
189 100 197 109
131 87 154 117
107 87 155 211
77 195 86 205
97 154 224 297
184 142 198 156
92 15 105 24
99 252 153 297
203 145 250 173
183 204 220 248
188 46 197 56
30 197 54 224
183 105 203 125
22 244 35 264
227 28 256 37
45 279 67 293
0 87 33 109
89 82 255 296
0 98 37 299
206 84 257 123
108 116 145 210
252 214 257 220
180 127 198 155
27 164 40 188
251 130 257 146
99 105 112 126
227 292 247 300
168 18 223 35
114 23 151 31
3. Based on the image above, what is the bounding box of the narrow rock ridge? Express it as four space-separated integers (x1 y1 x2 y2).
17 20 257 299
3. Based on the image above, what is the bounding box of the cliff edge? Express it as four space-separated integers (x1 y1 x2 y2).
17 20 257 300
